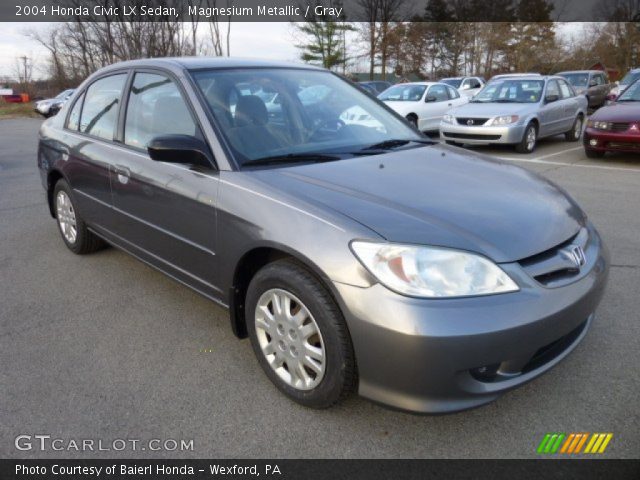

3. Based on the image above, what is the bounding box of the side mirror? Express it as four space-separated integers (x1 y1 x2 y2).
147 134 214 169
545 94 560 103
425 95 437 103
589 79 597 87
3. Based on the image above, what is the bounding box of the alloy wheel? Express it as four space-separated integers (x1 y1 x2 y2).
56 190 77 244
526 126 536 151
254 288 326 391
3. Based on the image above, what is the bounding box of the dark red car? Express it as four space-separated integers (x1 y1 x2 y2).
584 79 640 158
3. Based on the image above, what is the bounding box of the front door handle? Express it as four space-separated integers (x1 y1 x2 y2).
114 165 130 185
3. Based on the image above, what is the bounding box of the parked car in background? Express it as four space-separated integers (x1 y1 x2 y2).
38 57 608 414
358 81 392 95
607 68 640 102
489 73 541 83
34 89 75 117
378 82 468 132
440 75 587 153
583 78 640 158
556 70 611 109
440 76 485 98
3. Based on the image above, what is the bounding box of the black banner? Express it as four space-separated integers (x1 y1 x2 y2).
1 459 640 480
2 0 640 22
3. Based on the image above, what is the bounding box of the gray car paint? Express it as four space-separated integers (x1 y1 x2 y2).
38 58 609 413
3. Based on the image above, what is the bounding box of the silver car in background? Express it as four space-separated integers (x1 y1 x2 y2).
440 75 587 153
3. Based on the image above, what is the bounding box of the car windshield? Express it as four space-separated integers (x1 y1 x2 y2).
472 79 544 103
191 68 424 166
620 71 640 86
441 78 462 88
561 73 589 87
617 79 640 102
378 84 426 101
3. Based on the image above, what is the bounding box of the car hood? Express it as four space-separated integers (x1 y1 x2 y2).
591 102 640 122
449 102 533 117
253 145 584 263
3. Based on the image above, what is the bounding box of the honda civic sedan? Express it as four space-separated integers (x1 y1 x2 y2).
440 75 587 153
38 58 609 413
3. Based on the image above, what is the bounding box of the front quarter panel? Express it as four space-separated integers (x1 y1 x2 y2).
216 171 381 292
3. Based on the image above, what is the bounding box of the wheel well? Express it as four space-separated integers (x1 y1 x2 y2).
46 170 64 217
406 113 417 120
229 248 295 338
228 247 339 339
529 118 539 129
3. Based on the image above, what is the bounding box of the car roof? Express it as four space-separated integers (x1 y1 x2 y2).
556 70 602 75
391 82 442 86
94 56 324 73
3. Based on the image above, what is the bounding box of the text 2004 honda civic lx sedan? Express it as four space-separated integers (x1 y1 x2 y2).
38 58 609 413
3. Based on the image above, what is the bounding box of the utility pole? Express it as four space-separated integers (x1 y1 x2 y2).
19 55 28 84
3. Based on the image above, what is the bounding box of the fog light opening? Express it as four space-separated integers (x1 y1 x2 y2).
589 139 598 146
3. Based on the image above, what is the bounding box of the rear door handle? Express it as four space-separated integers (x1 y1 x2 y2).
114 165 130 185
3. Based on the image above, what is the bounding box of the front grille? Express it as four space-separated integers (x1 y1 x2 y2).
611 122 630 132
518 227 589 287
456 117 489 126
443 132 501 140
607 141 640 150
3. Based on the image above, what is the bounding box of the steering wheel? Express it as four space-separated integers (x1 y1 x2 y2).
306 117 345 141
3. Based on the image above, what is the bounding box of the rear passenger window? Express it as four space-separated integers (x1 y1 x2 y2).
66 92 85 131
124 72 197 149
80 74 126 140
559 80 573 98
446 86 460 99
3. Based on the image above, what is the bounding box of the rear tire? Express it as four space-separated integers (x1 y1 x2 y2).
515 122 537 154
53 179 106 254
565 115 583 141
585 148 605 159
245 259 356 408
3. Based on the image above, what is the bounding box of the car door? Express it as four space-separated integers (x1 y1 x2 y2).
62 73 128 231
109 70 221 298
421 84 453 130
538 79 564 137
557 79 578 131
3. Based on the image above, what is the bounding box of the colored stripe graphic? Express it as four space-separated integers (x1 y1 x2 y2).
538 433 612 454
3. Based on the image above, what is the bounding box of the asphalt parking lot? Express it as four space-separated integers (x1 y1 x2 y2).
1 118 639 459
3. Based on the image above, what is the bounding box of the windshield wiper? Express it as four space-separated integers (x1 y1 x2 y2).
359 138 434 152
242 153 342 167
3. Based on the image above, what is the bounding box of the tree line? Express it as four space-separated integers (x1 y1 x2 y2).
12 0 640 93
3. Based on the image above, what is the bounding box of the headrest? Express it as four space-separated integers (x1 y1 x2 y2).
234 95 268 127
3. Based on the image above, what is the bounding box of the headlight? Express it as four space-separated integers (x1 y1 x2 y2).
587 120 611 130
442 114 455 124
351 241 519 298
489 115 519 126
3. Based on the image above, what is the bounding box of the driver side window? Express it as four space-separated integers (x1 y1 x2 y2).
427 85 449 102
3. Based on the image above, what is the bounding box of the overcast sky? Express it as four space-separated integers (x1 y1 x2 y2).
0 22 305 80
0 22 585 82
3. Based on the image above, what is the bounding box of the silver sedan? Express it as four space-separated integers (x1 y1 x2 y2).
440 75 588 153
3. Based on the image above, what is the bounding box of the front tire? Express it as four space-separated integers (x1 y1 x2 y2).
565 115 583 141
245 259 356 408
406 114 418 129
515 122 537 154
53 179 105 254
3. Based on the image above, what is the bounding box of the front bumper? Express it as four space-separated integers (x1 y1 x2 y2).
334 226 609 414
440 122 525 145
584 127 640 153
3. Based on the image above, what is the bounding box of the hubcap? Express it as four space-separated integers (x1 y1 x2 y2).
574 118 582 138
526 127 536 151
56 191 77 244
255 289 326 391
